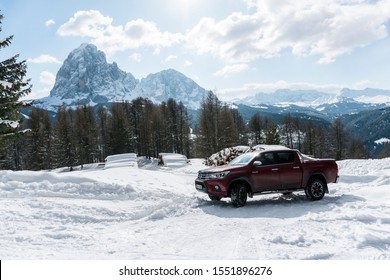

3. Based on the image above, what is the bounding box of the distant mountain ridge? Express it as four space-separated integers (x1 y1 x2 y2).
235 88 390 107
233 88 390 118
33 43 208 111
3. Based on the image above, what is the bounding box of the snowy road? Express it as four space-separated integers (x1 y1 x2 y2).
1 158 390 259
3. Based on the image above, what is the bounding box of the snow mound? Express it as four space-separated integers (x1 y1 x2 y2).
158 153 189 167
104 153 138 169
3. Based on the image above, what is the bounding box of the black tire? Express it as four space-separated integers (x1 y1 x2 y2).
306 179 326 200
208 194 222 201
231 184 247 207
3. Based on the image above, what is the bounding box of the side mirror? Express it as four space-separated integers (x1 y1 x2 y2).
253 161 262 167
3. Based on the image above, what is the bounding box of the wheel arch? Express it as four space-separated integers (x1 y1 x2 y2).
227 177 253 197
306 172 328 193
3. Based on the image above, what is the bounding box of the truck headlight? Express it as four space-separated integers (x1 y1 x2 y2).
206 171 230 179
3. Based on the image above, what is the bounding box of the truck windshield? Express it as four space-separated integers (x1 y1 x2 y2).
228 153 257 166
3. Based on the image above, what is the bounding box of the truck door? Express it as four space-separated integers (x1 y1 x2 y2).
251 152 281 192
276 151 302 189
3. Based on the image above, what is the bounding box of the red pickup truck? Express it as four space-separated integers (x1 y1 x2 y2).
195 146 338 207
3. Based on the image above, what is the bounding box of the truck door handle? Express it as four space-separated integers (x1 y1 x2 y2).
293 166 300 169
272 168 279 171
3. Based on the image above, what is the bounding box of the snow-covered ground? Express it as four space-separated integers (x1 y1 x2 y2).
1 157 390 260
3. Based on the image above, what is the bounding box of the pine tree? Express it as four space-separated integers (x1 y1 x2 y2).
218 104 240 148
281 113 294 148
108 102 133 155
74 105 98 165
52 107 77 170
0 13 32 169
264 118 280 145
302 121 326 157
195 91 222 157
346 138 368 159
329 117 346 160
0 13 31 135
248 113 263 145
97 105 110 161
25 107 53 170
177 101 191 157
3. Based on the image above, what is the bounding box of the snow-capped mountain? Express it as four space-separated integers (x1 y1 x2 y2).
238 89 339 107
234 88 390 118
132 69 207 110
33 44 208 111
237 88 390 107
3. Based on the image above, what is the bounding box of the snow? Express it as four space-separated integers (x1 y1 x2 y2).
375 138 390 145
1 80 12 88
355 95 390 104
1 157 390 260
0 119 20 128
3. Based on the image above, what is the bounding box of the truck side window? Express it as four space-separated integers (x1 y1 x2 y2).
276 152 295 164
259 152 276 166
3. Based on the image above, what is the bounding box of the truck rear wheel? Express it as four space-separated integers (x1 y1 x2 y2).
231 183 247 207
306 179 326 200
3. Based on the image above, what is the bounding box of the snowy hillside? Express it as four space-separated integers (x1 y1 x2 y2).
1 157 389 259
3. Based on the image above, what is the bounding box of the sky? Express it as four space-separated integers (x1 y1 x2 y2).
1 0 390 101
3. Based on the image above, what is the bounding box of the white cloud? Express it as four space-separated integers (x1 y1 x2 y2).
39 71 56 85
129 53 142 62
57 10 184 55
186 12 263 63
165 55 177 62
184 60 192 67
57 2 390 64
57 10 113 38
45 19 55 27
214 64 251 77
187 0 390 64
27 55 62 64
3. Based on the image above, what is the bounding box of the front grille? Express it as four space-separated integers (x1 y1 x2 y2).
198 171 208 179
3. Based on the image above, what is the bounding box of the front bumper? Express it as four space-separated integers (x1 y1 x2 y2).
195 180 208 193
194 179 228 197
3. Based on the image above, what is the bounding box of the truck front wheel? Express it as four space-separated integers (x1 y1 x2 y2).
231 183 247 207
306 179 326 200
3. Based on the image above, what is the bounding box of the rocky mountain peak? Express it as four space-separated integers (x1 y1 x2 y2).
49 43 138 103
